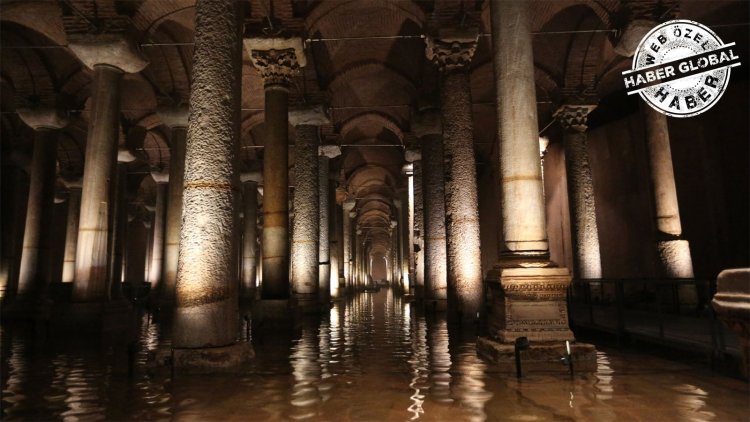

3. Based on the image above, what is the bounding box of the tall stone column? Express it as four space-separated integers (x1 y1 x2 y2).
426 30 483 320
172 0 251 371
62 180 82 283
393 199 408 291
402 164 416 292
405 149 424 299
554 105 602 279
413 109 448 308
158 105 188 306
246 37 305 300
483 1 585 355
319 145 341 305
342 200 355 288
289 108 322 312
642 105 694 279
240 176 260 302
67 34 147 304
12 109 67 312
148 173 168 291
109 161 131 300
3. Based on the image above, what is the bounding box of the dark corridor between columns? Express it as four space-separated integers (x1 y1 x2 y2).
1 287 747 421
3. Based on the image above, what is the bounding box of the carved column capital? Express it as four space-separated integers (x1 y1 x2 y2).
425 28 479 73
67 33 148 73
554 105 597 133
17 108 69 131
245 37 305 89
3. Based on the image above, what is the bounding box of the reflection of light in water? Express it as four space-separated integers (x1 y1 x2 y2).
429 317 452 404
452 343 493 422
289 325 321 419
61 357 106 420
3 334 28 415
407 316 428 420
595 351 614 399
673 383 715 421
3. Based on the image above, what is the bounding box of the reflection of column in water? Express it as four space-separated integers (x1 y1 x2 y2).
427 316 452 404
289 324 321 419
62 357 106 420
318 317 333 402
3 334 29 417
451 342 493 422
407 316 429 420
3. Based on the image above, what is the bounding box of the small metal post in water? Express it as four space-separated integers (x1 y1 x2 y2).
515 336 529 379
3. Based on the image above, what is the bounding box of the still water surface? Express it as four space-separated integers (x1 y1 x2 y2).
2 288 748 421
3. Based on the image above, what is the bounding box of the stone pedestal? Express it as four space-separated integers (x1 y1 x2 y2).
477 337 597 373
712 268 750 378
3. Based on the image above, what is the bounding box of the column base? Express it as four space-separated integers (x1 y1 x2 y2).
172 342 254 374
424 298 448 312
487 266 574 343
477 337 597 373
293 294 323 314
252 299 293 327
51 299 133 334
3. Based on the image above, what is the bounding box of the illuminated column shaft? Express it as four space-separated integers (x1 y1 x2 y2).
173 0 242 348
403 166 416 288
148 175 168 289
342 200 355 288
241 178 258 301
414 111 448 301
427 32 483 317
159 107 188 304
393 199 408 290
318 156 330 304
642 105 693 278
290 124 319 309
555 105 602 279
62 184 82 283
246 38 304 300
413 160 424 297
67 35 147 302
493 0 548 255
16 110 67 302
109 162 129 299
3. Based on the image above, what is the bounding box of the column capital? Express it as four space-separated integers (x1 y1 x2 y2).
402 163 414 175
118 145 138 163
289 104 329 126
411 108 442 138
157 104 189 129
68 33 148 73
63 176 83 190
17 108 68 131
319 144 341 159
245 37 305 88
425 28 479 73
151 171 169 184
554 105 597 133
404 148 421 163
241 171 263 184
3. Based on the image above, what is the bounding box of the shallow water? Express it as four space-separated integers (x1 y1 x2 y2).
2 288 748 421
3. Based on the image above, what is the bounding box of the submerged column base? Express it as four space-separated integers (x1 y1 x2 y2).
293 294 323 314
172 342 254 374
424 298 448 312
252 299 293 327
477 337 597 373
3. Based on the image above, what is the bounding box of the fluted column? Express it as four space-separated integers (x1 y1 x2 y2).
319 145 341 305
413 109 448 306
642 105 694 279
172 0 248 365
241 175 260 302
426 30 483 320
62 180 82 283
68 34 147 303
246 37 305 300
555 105 602 279
148 173 168 291
158 105 188 305
14 109 67 309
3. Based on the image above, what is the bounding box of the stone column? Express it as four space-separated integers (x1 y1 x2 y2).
109 161 131 300
240 175 260 302
393 199 408 291
642 105 694 278
342 200 355 289
246 37 305 300
157 105 188 305
406 149 424 299
485 0 581 348
319 145 341 305
289 109 322 312
13 109 67 311
402 164 415 292
67 34 147 304
413 109 448 308
172 0 252 371
554 105 602 279
148 173 168 291
61 180 82 283
390 219 399 287
426 30 483 320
